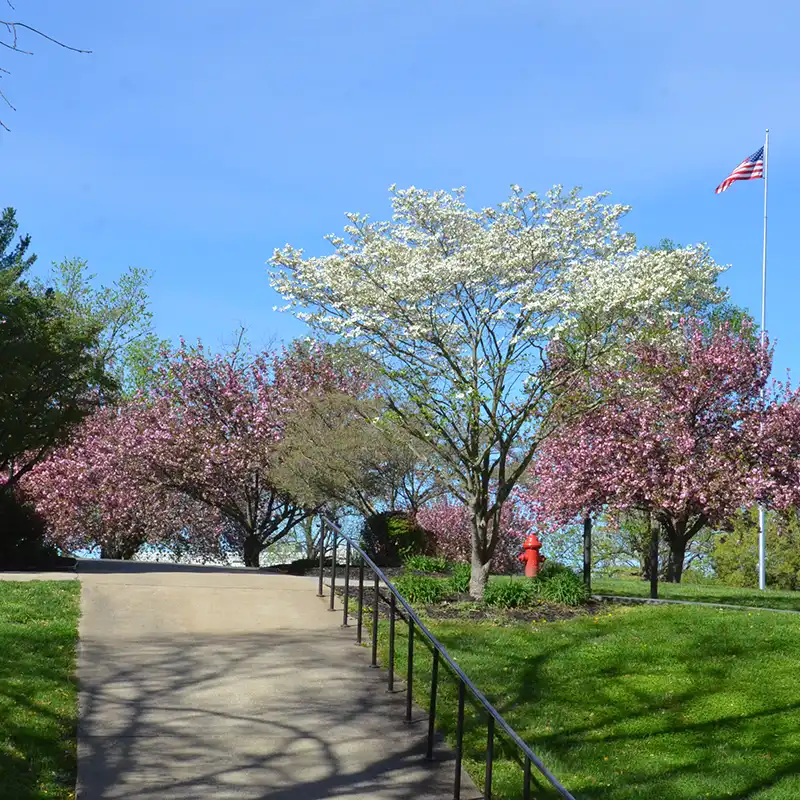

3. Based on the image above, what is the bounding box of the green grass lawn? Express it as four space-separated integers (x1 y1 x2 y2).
0 581 80 800
593 576 800 612
379 603 800 799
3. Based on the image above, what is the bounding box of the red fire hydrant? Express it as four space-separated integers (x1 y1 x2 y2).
519 534 546 578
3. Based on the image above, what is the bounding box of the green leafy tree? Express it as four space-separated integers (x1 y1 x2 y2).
274 391 442 518
0 210 113 491
33 258 167 399
713 509 800 589
0 207 36 275
594 509 717 580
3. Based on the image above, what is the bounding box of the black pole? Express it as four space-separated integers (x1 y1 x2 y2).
370 572 379 667
317 522 325 597
405 620 414 722
356 559 365 645
454 680 466 800
485 716 495 800
426 649 439 760
523 755 532 800
342 541 351 627
387 593 396 691
650 518 659 600
583 514 592 593
329 530 337 611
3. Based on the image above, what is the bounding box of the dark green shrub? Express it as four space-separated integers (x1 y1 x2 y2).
0 490 70 570
404 554 450 573
484 577 537 609
537 560 577 580
394 574 452 605
538 570 588 606
449 562 471 594
360 511 427 566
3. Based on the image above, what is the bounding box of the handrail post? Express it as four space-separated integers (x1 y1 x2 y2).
356 557 365 645
426 649 439 760
405 619 414 723
342 540 351 627
454 680 466 799
329 529 337 611
485 716 495 800
316 520 325 598
387 593 396 691
523 755 532 800
370 572 379 667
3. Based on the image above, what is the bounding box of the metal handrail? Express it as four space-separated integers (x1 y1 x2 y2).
317 515 575 800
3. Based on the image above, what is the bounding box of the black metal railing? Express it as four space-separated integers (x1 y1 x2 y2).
316 516 575 800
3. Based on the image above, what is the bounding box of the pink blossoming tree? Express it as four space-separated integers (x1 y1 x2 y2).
531 319 772 583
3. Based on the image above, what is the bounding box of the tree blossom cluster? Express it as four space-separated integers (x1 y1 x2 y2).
755 384 800 511
26 406 212 559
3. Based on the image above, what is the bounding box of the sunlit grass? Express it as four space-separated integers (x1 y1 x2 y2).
0 581 80 799
378 603 800 798
593 576 800 612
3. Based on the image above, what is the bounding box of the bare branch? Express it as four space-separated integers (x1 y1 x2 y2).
0 20 91 53
1 16 91 129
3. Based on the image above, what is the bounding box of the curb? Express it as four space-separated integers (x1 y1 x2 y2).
593 593 800 615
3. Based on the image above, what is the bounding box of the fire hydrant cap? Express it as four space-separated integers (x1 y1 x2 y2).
523 534 542 550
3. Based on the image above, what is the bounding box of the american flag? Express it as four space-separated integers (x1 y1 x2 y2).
715 146 765 194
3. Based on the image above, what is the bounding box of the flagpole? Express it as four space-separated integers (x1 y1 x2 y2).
758 128 769 591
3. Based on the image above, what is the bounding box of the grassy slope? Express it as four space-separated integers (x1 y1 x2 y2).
380 603 800 799
593 576 800 612
0 581 80 800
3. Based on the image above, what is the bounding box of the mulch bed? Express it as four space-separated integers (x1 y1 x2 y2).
327 581 605 625
423 598 603 624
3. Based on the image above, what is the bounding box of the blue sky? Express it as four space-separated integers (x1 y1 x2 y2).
3 0 798 375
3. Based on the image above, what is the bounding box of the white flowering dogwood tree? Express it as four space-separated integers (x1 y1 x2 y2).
270 185 726 597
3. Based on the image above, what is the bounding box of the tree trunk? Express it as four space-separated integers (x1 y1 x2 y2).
243 534 263 568
583 515 592 593
300 516 318 561
100 534 144 560
662 513 694 583
639 550 651 580
663 513 705 583
468 502 494 599
665 538 687 583
469 548 491 599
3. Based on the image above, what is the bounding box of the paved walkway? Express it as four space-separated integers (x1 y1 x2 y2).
73 560 478 799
